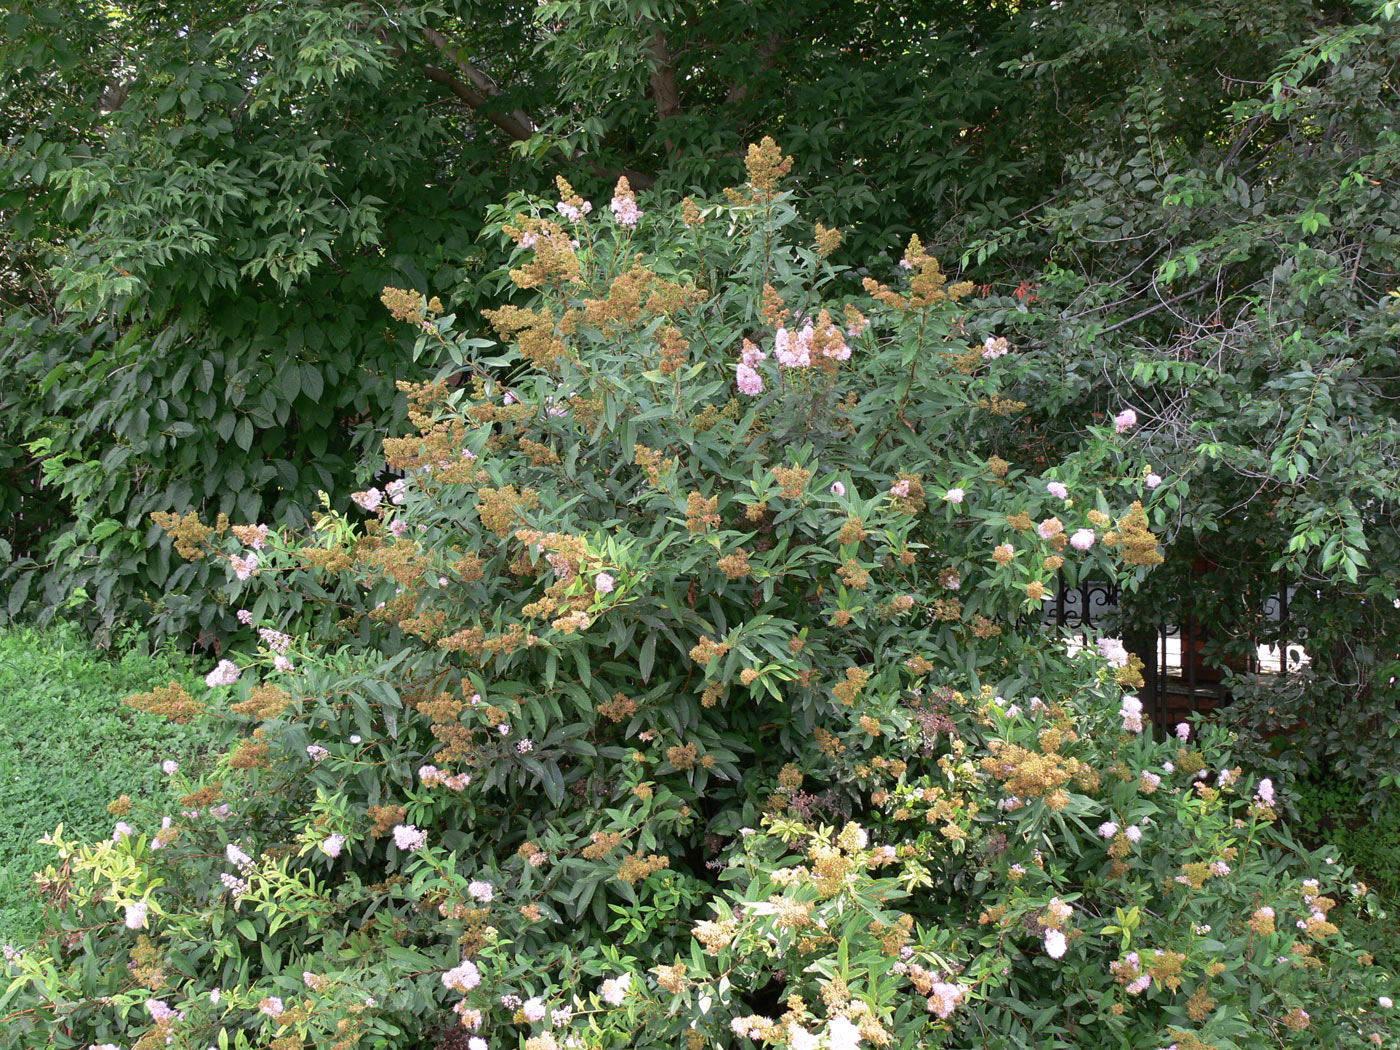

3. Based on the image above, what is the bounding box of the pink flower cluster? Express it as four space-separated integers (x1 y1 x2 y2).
1120 695 1144 734
1112 952 1151 994
258 627 292 653
468 880 494 902
736 339 766 396
392 823 427 852
352 488 383 513
610 190 641 227
1256 777 1276 806
419 765 472 790
225 843 254 871
147 997 184 1022
927 981 968 1018
1097 637 1129 668
1114 408 1138 434
600 972 631 1005
124 901 148 929
205 659 240 688
773 318 849 368
1069 528 1095 551
773 325 810 369
981 336 1011 360
231 552 259 581
557 199 592 222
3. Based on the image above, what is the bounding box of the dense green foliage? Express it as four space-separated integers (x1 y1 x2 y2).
3 1 1398 804
4 159 1397 1050
0 622 212 941
966 4 1400 803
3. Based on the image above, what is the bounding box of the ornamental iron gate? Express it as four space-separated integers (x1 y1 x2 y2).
1027 573 1301 734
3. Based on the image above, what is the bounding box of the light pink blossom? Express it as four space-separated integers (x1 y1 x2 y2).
1097 637 1129 667
225 843 253 869
610 192 641 228
1114 408 1138 434
352 488 383 512
231 552 259 581
927 981 967 1018
1257 778 1276 806
773 327 810 368
146 998 182 1022
204 659 240 688
392 824 426 852
1120 695 1144 734
600 973 631 1006
469 880 494 902
736 363 763 395
1069 528 1095 551
1047 481 1068 499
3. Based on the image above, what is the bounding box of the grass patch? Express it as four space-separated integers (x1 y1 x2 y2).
1293 773 1400 971
0 621 213 942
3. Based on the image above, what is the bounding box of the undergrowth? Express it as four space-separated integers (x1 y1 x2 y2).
0 622 212 941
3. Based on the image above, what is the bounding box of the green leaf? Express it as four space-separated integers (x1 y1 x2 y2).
233 416 254 451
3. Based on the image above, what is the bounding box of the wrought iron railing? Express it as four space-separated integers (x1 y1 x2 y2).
1023 573 1302 732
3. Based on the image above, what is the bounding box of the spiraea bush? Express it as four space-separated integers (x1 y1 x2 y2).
5 141 1396 1050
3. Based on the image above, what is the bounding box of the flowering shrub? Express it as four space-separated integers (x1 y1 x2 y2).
5 141 1396 1050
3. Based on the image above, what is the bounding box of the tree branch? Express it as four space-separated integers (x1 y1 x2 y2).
726 33 782 104
419 25 656 190
423 27 539 141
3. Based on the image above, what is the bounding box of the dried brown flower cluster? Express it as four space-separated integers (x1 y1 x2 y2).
124 682 205 724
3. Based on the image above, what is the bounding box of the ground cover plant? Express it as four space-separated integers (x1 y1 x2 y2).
0 622 212 942
3 146 1397 1050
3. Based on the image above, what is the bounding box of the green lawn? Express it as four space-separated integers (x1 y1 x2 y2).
0 622 213 942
